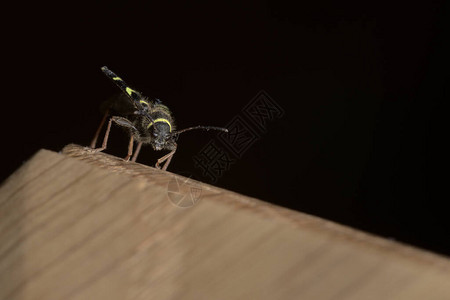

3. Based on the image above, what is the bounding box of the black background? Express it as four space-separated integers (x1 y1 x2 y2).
2 2 449 255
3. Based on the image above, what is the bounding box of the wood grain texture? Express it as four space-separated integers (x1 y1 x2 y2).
1 144 449 300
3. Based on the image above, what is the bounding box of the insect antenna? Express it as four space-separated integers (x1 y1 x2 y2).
171 126 228 138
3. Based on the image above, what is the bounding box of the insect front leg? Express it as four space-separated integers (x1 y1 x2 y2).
155 143 177 171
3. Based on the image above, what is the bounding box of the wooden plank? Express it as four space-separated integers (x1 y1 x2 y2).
1 144 449 300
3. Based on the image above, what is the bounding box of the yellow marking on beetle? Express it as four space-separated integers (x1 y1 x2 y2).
126 87 137 96
139 100 149 106
147 118 172 132
112 76 122 81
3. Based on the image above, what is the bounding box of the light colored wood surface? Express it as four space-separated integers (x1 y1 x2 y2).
1 144 450 300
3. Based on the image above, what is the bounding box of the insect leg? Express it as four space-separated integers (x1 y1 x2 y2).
155 144 177 171
131 141 143 162
92 117 113 152
90 109 109 148
92 116 137 154
124 135 134 161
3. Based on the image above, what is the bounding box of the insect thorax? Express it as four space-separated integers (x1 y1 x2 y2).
132 102 175 143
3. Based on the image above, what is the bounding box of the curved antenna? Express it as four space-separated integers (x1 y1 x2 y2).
171 126 228 137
